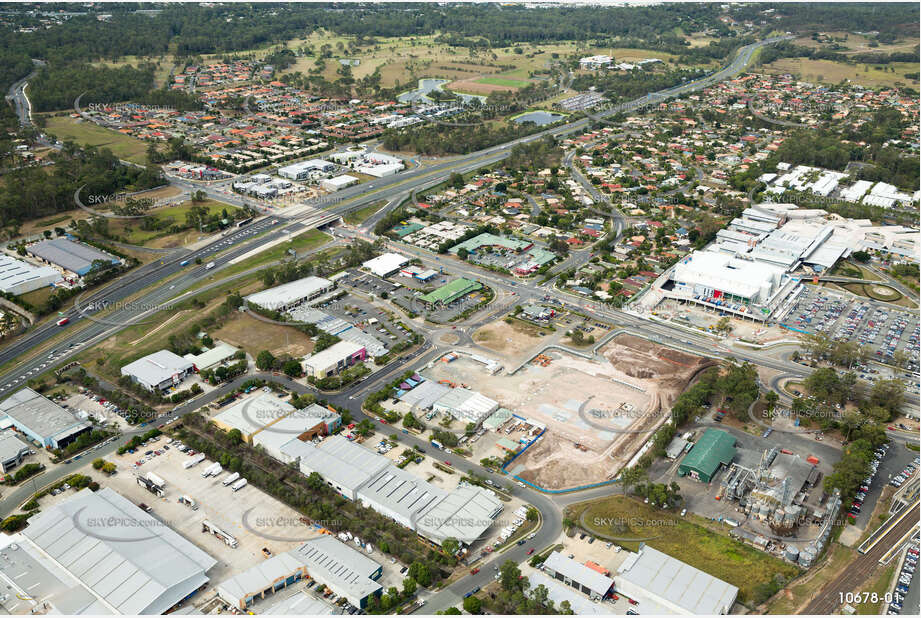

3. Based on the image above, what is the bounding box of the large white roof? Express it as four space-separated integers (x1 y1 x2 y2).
0 387 90 442
22 488 216 615
245 276 332 310
362 252 409 277
120 350 193 387
616 546 738 615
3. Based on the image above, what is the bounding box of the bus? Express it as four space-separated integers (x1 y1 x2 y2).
236 216 254 228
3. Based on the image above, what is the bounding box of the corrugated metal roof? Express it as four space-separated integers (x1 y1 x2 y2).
543 551 615 597
615 546 738 614
0 387 91 442
22 488 216 615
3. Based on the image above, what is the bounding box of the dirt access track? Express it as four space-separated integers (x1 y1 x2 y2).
509 334 712 490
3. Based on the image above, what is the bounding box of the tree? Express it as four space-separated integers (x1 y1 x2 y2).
402 577 417 597
526 506 539 521
619 466 645 495
442 537 460 556
282 358 302 377
256 350 275 371
227 428 243 445
457 247 469 261
439 608 461 615
765 390 779 410
463 596 482 614
305 471 325 490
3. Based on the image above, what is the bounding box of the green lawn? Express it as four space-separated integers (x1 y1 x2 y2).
191 229 332 282
476 76 532 88
575 496 801 605
43 116 149 165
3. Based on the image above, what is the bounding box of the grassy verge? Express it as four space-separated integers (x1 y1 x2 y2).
571 495 800 606
110 199 239 246
853 564 895 614
764 543 854 614
344 200 386 225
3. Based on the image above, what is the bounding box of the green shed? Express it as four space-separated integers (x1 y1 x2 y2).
677 428 736 483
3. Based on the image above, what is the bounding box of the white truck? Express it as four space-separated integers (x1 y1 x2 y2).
222 472 241 486
178 495 198 510
230 478 248 492
202 462 222 478
205 261 215 270
183 453 205 469
146 472 166 488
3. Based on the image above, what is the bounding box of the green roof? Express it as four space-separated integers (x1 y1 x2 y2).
419 278 482 306
496 437 520 452
678 428 736 480
449 233 531 254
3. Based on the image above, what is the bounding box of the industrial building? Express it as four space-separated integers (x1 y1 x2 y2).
279 435 502 547
252 404 342 460
277 159 336 181
578 55 613 70
0 432 31 472
120 350 195 392
212 393 297 443
418 278 483 309
245 276 335 312
217 535 383 610
18 487 217 614
303 341 367 379
0 387 92 449
541 551 615 600
432 386 499 425
362 252 410 278
27 237 120 277
614 546 738 614
677 428 736 483
320 174 359 192
183 342 240 371
0 254 59 295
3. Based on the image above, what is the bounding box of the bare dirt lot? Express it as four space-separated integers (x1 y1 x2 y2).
428 334 712 490
446 76 519 95
473 317 548 359
213 312 315 358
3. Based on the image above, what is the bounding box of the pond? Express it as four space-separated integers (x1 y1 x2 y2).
512 110 567 126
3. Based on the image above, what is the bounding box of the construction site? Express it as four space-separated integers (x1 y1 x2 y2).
426 334 712 490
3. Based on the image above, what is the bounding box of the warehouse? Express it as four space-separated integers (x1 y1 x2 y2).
303 341 367 379
27 237 120 277
397 379 451 410
418 278 483 309
0 254 59 295
252 404 341 460
0 432 31 473
362 252 410 278
615 545 738 614
432 386 498 425
245 275 335 312
120 350 195 392
217 536 382 609
320 174 359 192
280 435 502 546
677 428 736 483
542 551 615 600
212 393 296 443
0 387 92 449
183 342 240 371
20 487 217 614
